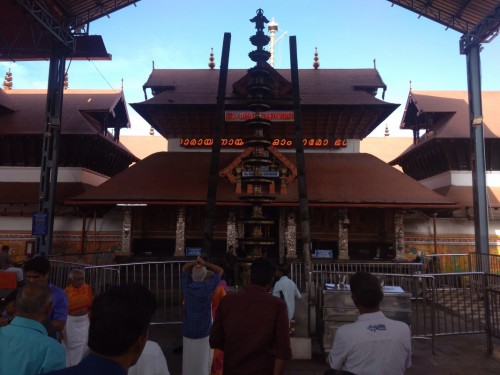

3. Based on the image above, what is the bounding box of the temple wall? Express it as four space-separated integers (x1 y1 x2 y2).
0 209 124 263
403 217 500 259
3 208 500 265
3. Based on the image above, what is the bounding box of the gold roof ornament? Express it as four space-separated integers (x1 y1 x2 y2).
3 68 13 90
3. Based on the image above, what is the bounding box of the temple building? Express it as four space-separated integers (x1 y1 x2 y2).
0 74 137 261
65 38 458 262
5 11 500 263
391 90 500 257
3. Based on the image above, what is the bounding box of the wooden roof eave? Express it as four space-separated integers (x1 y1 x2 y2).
65 199 461 210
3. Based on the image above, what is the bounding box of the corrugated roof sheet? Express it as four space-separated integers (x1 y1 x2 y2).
387 0 499 35
0 1 139 60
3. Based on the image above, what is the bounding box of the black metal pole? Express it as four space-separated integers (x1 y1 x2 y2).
466 44 490 273
35 45 67 255
202 33 231 259
289 35 312 294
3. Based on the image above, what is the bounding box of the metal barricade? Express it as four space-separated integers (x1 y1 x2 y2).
311 270 492 354
485 273 500 340
49 259 187 324
469 253 500 274
82 261 186 324
423 254 470 273
291 261 424 291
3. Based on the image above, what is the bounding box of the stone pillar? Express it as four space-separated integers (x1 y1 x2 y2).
394 211 406 261
174 207 186 257
227 211 238 251
121 207 132 255
338 210 349 260
285 211 297 259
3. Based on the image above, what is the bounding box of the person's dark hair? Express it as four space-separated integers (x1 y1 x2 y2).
250 257 276 286
277 263 289 276
23 256 50 275
16 284 52 314
349 272 383 308
88 284 157 357
1 288 18 308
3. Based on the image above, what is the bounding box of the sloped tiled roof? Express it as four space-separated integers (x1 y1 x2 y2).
0 182 94 204
120 136 168 160
361 137 413 164
392 90 500 164
434 185 500 208
139 68 390 106
133 68 399 141
0 88 138 176
406 91 500 138
67 151 457 209
0 89 130 136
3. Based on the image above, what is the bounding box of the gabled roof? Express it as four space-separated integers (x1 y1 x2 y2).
66 151 457 209
0 89 130 137
0 88 138 176
392 90 500 165
402 91 500 138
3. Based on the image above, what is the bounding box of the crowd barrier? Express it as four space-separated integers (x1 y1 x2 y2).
290 261 424 292
311 270 494 354
47 254 500 352
49 260 186 324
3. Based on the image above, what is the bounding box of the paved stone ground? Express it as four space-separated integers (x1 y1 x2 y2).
149 324 500 375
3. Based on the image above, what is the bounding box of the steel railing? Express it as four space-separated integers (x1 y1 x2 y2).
49 260 187 324
47 257 499 350
311 270 492 354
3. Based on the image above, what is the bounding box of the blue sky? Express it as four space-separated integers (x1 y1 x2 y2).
1 0 499 137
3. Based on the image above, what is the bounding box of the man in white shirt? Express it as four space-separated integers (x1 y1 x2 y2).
272 264 301 321
128 340 170 375
328 272 412 375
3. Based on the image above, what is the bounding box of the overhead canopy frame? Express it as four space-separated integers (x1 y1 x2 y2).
0 0 141 255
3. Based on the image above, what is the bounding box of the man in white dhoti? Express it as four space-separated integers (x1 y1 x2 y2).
62 269 93 366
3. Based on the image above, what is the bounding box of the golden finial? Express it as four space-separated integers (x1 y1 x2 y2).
313 47 320 69
208 48 215 69
3 68 13 90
